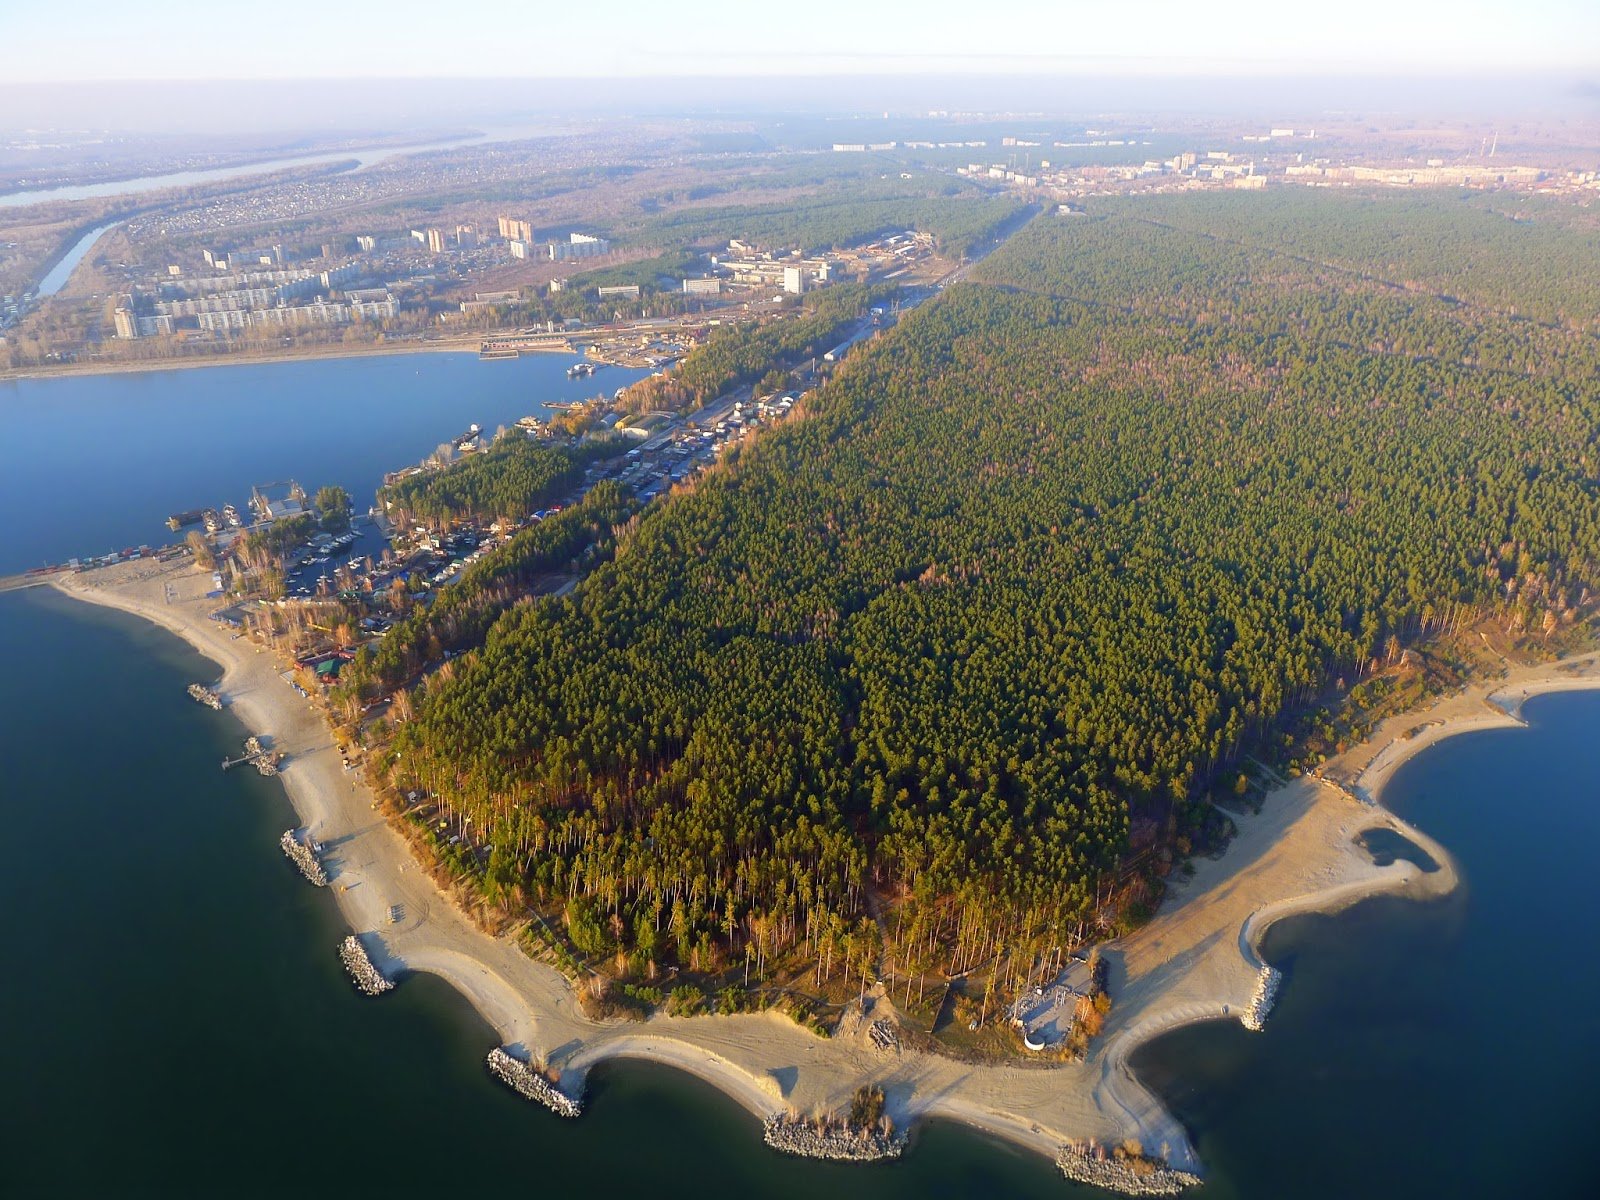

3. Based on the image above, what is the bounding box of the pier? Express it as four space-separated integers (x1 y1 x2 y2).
222 735 280 775
0 572 56 594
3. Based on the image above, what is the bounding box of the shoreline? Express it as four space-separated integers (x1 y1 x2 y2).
0 337 495 384
44 558 1600 1184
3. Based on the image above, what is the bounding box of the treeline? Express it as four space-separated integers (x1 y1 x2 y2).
1078 189 1600 329
634 181 1023 259
379 436 612 529
974 208 1600 390
387 202 1600 993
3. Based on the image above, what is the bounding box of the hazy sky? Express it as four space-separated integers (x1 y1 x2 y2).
3 0 1597 82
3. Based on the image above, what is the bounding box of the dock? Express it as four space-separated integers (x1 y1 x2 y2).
222 735 281 775
0 573 51 594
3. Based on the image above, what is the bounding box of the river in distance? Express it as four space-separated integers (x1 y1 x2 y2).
0 123 558 208
1 351 1596 1195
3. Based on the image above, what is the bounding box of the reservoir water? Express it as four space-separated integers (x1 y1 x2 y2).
0 351 645 574
1133 690 1600 1199
1 352 1596 1195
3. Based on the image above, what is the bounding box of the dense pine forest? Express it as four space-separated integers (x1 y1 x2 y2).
379 437 609 530
368 190 1600 1000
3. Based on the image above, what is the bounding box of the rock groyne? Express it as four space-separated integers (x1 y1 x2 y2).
279 828 328 887
485 1047 582 1117
1240 965 1283 1032
187 683 222 709
338 935 394 996
1056 1145 1201 1196
761 1114 906 1162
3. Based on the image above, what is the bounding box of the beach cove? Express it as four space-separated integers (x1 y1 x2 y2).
42 549 1600 1188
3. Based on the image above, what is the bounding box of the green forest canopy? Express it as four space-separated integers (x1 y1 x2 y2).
387 192 1600 986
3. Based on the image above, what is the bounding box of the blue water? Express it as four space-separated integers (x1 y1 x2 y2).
1134 690 1600 1198
0 584 1071 1198
0 352 644 572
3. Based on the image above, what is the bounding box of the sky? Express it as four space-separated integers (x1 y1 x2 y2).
2 0 1597 82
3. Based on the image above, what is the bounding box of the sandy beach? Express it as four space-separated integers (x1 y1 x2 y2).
51 555 1600 1178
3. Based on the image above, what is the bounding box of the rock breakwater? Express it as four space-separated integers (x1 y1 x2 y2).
187 683 222 709
1240 965 1282 1032
1056 1144 1201 1195
485 1047 582 1117
338 935 393 996
762 1114 906 1162
279 828 327 886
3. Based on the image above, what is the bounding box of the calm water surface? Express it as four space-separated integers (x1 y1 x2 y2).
1 354 1595 1195
0 351 645 573
0 585 1075 1196
1134 691 1600 1199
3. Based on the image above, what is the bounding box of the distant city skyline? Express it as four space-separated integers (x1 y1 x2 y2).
2 0 1597 83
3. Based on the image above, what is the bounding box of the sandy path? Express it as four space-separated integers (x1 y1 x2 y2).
52 557 1600 1177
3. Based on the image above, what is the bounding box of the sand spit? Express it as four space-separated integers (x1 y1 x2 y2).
51 557 1600 1184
